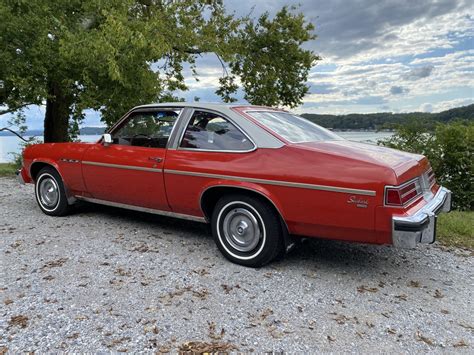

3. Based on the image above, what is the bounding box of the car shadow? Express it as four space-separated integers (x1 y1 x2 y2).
73 201 428 277
73 201 210 235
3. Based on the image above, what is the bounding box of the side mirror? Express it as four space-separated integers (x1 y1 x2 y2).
102 133 112 145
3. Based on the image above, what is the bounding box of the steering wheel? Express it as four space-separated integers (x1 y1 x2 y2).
130 133 151 146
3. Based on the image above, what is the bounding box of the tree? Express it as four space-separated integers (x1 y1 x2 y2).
380 120 474 210
0 1 319 142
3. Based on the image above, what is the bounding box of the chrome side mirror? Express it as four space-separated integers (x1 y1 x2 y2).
102 133 112 145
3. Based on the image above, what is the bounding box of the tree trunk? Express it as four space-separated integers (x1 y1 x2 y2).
44 82 71 143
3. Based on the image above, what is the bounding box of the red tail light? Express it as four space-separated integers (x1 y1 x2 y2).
385 179 422 206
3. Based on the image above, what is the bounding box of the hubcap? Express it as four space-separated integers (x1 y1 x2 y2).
222 207 261 252
39 177 59 208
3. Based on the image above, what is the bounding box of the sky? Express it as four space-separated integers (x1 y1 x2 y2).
1 0 473 130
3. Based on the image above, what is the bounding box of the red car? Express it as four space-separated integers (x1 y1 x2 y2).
17 103 451 267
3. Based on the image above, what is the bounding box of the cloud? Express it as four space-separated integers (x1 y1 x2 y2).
404 65 434 80
5 0 473 125
390 85 409 95
419 103 434 112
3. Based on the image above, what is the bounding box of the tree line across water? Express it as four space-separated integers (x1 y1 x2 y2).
302 104 474 130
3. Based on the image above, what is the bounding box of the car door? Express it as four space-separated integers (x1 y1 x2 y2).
164 109 256 216
81 108 182 211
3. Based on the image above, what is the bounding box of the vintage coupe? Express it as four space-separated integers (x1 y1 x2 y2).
18 103 451 267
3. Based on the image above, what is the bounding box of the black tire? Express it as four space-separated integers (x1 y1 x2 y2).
34 166 71 216
211 194 284 267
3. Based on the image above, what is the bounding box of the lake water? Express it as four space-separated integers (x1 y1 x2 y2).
0 131 393 163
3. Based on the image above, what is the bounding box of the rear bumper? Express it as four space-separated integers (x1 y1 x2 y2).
392 186 451 248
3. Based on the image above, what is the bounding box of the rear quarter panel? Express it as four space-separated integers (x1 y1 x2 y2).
164 145 391 243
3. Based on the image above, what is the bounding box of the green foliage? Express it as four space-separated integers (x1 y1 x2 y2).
0 0 318 135
437 211 474 249
0 163 17 176
229 6 319 108
302 104 474 130
381 120 474 210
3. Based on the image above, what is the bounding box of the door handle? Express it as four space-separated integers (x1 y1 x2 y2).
148 157 163 163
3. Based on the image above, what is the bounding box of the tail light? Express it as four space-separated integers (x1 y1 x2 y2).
425 168 436 187
385 178 422 206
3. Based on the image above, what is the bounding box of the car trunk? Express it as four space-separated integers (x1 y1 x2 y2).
295 140 431 185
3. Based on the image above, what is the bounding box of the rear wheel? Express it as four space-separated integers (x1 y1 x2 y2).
35 167 71 216
211 194 284 267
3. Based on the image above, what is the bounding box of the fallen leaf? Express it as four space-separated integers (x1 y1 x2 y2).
357 285 379 293
9 315 28 328
415 331 434 346
178 341 236 353
453 340 468 348
41 258 68 271
408 280 421 288
395 294 408 301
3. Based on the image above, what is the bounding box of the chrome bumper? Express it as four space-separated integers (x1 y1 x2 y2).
392 187 451 248
16 169 25 185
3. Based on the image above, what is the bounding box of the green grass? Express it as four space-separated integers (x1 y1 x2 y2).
0 163 17 176
437 211 474 249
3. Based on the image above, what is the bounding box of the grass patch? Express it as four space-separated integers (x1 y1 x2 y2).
437 211 474 249
0 163 17 176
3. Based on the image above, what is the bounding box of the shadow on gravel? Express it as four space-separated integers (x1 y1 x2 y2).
74 201 210 235
74 201 419 275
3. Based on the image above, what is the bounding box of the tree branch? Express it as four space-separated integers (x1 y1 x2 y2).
0 127 30 142
0 103 35 116
172 46 204 54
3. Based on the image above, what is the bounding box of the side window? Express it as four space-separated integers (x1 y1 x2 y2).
112 110 180 148
180 111 254 151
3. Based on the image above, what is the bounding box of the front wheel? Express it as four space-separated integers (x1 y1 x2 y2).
35 167 72 216
211 194 284 267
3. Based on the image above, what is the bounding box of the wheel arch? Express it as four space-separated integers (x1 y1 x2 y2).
30 160 62 181
200 184 289 232
30 160 76 204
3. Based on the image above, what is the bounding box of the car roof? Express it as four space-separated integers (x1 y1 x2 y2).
134 102 272 111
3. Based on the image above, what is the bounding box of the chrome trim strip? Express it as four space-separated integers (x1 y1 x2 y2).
75 196 207 223
82 161 163 172
60 158 81 163
165 169 376 196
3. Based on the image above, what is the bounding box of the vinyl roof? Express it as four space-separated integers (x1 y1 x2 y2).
134 102 270 110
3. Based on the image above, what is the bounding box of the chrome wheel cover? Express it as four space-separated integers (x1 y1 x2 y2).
39 177 59 208
222 207 261 252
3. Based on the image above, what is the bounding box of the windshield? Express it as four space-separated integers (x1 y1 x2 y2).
246 111 342 143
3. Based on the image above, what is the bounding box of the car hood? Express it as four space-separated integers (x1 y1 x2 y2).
293 140 428 183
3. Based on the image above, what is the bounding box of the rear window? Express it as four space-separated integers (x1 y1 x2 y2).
246 111 342 143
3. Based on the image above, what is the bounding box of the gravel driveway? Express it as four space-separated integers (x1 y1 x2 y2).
1 177 473 353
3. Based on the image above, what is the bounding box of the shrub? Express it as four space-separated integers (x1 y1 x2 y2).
380 120 473 210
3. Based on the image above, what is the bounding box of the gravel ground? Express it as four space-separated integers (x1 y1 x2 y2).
1 176 473 353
